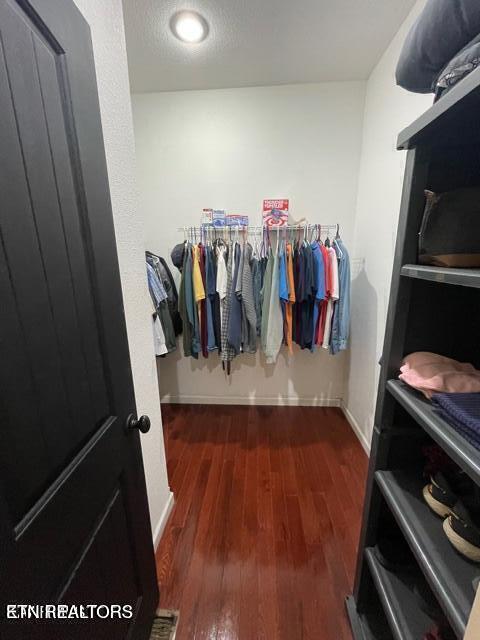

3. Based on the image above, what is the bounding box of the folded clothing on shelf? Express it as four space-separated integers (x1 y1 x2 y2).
400 352 480 399
396 0 480 96
432 392 480 450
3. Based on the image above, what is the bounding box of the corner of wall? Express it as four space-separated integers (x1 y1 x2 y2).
73 0 171 544
153 490 175 550
343 0 431 449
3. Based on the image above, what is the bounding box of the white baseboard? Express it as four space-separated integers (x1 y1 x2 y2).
341 404 371 455
161 394 342 407
152 491 175 551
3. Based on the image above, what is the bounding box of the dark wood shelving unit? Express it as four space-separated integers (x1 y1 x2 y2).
364 546 438 640
401 264 480 289
376 471 476 638
347 70 480 639
397 65 480 150
387 380 480 485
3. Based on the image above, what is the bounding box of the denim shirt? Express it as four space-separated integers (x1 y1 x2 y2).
146 262 167 307
330 239 350 355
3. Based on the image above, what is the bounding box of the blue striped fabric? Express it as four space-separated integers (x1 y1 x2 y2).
432 392 480 449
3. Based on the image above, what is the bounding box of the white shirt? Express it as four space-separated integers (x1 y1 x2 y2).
216 245 227 300
151 299 168 356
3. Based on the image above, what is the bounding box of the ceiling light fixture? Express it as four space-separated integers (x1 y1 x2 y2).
170 10 209 44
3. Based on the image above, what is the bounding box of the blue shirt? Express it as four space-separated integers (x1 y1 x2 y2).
310 242 326 352
147 263 167 307
311 242 326 301
279 250 289 302
330 239 350 354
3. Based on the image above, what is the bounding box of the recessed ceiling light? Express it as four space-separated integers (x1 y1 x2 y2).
170 11 209 44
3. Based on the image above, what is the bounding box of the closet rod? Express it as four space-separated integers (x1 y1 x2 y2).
177 224 339 233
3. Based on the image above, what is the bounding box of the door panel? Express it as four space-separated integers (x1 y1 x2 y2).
0 0 158 637
0 0 111 518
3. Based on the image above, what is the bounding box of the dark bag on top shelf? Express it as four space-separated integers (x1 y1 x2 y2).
418 187 480 268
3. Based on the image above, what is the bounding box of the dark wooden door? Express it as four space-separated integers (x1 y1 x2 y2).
0 0 159 638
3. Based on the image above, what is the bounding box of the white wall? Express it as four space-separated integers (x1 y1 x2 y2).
132 82 366 405
73 0 172 544
344 0 431 450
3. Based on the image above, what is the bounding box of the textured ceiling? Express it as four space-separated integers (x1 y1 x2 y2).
123 0 416 93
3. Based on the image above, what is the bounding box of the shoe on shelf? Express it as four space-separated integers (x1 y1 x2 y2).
422 466 477 516
443 502 480 563
423 472 459 518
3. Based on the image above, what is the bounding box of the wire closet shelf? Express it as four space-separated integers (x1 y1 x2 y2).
177 224 340 242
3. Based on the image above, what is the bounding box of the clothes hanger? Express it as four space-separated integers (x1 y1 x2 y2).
332 223 343 258
325 224 336 248
253 228 259 258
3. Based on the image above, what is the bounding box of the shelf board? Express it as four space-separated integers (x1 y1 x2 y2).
401 264 480 289
376 470 478 638
345 595 391 640
387 380 480 486
365 547 437 640
397 65 480 150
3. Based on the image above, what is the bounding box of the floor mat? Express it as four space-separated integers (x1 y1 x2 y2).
149 609 179 640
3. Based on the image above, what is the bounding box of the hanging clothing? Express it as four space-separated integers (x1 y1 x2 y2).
284 243 296 353
146 252 182 336
260 249 274 355
147 262 167 308
216 243 228 328
240 243 257 354
227 243 243 354
310 241 326 353
221 242 236 371
146 261 176 353
263 249 283 364
322 246 340 350
192 244 205 303
167 229 350 372
192 244 206 356
316 243 331 346
330 238 351 354
205 246 218 352
178 246 192 357
151 299 168 357
185 245 200 358
300 243 315 350
253 256 265 337
279 247 289 344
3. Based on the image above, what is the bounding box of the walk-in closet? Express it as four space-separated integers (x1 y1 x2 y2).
124 0 480 637
3 0 480 638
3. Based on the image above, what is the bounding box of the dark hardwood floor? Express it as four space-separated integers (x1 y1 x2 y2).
156 404 368 640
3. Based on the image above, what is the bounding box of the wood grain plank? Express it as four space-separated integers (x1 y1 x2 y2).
156 404 367 640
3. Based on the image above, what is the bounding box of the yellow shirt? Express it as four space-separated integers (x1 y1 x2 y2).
192 245 206 303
